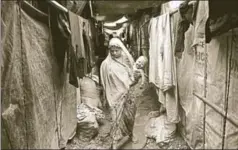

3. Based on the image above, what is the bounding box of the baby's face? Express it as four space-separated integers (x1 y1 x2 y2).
135 60 144 69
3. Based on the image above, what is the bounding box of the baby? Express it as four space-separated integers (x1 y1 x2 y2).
133 56 148 89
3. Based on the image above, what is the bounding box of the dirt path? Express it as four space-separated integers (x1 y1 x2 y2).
66 79 190 149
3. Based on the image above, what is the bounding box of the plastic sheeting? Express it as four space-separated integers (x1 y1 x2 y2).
206 29 238 149
177 21 238 150
1 1 77 149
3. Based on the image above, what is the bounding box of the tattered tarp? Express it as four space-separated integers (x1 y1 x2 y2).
177 10 238 150
155 1 238 149
1 1 77 149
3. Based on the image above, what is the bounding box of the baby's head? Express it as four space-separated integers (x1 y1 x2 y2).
135 56 148 69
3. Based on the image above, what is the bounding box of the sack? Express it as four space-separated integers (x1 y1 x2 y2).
145 114 176 145
80 76 102 108
76 104 105 141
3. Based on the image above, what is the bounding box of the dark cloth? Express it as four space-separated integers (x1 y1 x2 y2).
49 6 70 72
96 33 108 58
206 1 238 43
83 19 96 69
140 13 150 57
68 11 85 58
63 0 87 15
174 0 197 56
68 11 96 87
68 42 79 87
174 14 190 55
139 13 150 75
49 6 81 88
95 32 108 86
82 27 92 74
130 20 140 60
68 11 86 84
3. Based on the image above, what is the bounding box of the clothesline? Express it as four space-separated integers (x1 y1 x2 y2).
139 1 196 29
48 0 95 19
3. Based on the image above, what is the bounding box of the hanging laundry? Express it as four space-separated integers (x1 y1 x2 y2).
149 14 175 90
160 14 175 90
83 19 96 69
68 42 79 87
82 24 92 75
65 0 87 15
68 11 86 59
49 6 70 72
67 11 92 87
148 17 158 85
174 1 196 56
192 1 209 47
149 14 180 123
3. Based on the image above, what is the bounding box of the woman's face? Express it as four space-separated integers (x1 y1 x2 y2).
110 46 122 58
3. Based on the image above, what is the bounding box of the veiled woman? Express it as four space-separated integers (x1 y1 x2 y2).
100 38 136 149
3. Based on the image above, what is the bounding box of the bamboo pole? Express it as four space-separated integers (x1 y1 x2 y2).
47 0 68 13
193 92 238 128
140 1 197 29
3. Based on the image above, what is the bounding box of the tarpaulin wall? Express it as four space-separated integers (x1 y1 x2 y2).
157 1 238 149
177 17 238 150
1 1 77 149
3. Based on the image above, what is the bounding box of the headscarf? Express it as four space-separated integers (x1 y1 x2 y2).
100 38 135 107
108 38 135 69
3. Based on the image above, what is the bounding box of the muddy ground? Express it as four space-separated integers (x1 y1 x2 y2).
66 79 190 149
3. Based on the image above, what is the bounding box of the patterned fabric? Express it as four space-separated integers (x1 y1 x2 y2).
111 90 136 142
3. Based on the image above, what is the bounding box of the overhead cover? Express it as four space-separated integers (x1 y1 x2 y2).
92 0 165 22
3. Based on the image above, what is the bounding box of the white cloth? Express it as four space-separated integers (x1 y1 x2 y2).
148 17 159 85
149 13 175 91
149 14 180 123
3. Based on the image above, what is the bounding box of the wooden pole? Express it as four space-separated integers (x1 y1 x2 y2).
193 92 238 128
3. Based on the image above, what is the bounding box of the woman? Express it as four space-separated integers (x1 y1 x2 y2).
100 38 136 149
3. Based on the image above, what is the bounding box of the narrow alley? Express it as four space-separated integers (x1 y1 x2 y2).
66 78 190 149
2 0 238 149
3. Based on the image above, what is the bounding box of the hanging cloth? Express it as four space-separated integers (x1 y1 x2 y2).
149 14 179 123
68 11 86 58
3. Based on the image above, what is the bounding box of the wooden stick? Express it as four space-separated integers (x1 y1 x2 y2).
193 92 238 128
140 1 197 29
47 0 68 13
